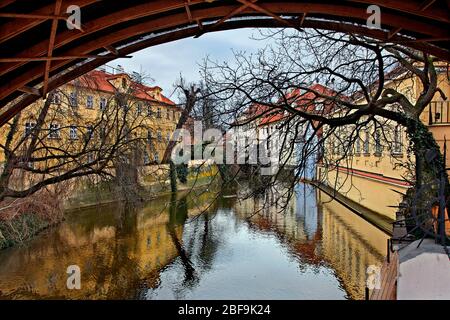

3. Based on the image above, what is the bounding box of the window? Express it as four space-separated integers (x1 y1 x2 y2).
99 97 107 110
166 109 170 120
69 125 78 140
157 108 161 118
49 123 60 139
166 132 171 142
121 78 127 89
24 122 36 137
86 125 94 140
363 130 370 154
355 136 361 154
86 95 93 109
51 93 61 104
87 153 94 163
393 126 403 154
147 130 152 141
173 110 176 120
375 130 382 155
157 130 162 142
154 152 159 163
147 105 153 116
69 92 78 107
137 103 142 115
143 151 150 165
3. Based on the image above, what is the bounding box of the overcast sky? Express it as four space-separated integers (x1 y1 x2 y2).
114 28 274 103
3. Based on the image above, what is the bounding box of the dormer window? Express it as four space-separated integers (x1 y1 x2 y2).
122 78 127 89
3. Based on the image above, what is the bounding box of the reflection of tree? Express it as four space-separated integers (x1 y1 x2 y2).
104 202 142 299
167 194 196 285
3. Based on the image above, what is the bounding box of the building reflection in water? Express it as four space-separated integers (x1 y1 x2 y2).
0 184 387 300
234 183 388 299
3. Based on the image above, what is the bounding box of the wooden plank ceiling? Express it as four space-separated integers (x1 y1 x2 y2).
0 0 448 125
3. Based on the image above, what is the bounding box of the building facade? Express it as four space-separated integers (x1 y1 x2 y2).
0 67 181 177
321 66 450 220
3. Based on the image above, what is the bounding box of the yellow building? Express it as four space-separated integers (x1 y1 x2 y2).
0 66 181 182
321 66 450 220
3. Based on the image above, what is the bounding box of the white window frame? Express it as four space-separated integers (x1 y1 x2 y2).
49 123 60 139
69 125 78 140
99 97 107 110
69 92 78 107
86 95 94 109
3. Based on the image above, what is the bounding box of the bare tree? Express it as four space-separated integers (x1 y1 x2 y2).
200 29 449 242
0 72 152 202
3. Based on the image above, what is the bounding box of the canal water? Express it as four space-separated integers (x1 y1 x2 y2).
0 184 388 300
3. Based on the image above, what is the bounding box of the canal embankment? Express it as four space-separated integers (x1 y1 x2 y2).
310 181 394 235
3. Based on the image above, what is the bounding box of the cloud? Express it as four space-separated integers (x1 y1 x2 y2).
113 28 274 102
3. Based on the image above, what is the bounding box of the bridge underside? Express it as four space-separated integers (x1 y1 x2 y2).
0 0 449 125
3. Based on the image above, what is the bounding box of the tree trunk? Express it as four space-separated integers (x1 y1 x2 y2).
404 118 449 243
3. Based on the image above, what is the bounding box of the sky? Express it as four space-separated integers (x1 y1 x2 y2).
114 29 274 103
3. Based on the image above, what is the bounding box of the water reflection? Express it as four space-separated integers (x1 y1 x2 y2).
0 184 387 300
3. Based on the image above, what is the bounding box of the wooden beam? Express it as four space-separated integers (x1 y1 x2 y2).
299 12 307 27
419 0 437 11
0 13 69 20
236 0 299 30
347 0 448 23
196 18 203 31
0 0 17 9
18 86 40 96
43 0 63 96
1 17 448 126
388 27 403 40
184 0 193 23
0 54 132 63
195 0 259 38
0 2 448 101
0 0 97 43
1 1 445 80
104 45 119 55
387 37 450 43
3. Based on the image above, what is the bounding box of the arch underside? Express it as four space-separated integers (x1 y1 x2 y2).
0 0 449 125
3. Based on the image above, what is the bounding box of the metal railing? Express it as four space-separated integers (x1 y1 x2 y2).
428 101 450 125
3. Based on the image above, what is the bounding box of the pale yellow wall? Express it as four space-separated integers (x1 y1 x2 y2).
322 68 450 218
323 167 407 220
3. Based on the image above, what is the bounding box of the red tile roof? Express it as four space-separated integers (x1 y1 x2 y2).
258 84 345 126
72 70 176 106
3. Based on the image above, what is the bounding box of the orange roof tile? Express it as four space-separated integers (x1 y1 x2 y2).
72 70 176 106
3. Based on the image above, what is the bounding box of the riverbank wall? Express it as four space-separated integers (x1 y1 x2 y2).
0 161 219 250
